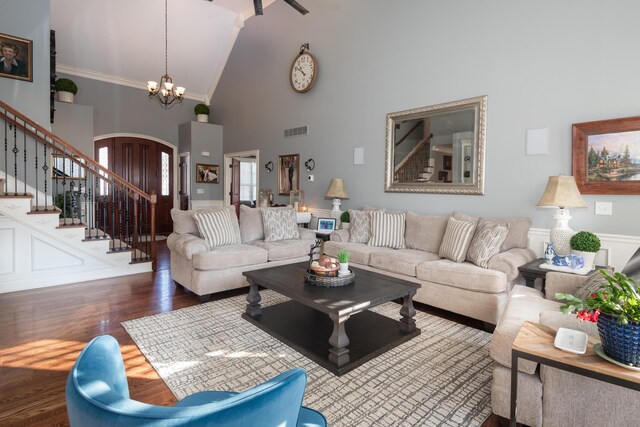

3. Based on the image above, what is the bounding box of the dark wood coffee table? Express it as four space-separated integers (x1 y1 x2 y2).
242 262 421 376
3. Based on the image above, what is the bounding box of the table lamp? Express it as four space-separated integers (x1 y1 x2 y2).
536 175 587 256
325 178 349 220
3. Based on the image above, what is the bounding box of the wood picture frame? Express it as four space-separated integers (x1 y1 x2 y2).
572 116 640 194
278 153 300 195
195 163 219 184
0 32 33 82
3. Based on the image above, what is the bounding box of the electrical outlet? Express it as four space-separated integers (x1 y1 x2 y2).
196 188 204 194
307 175 314 182
595 202 612 215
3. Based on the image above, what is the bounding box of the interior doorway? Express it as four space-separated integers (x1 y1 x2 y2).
224 150 259 216
179 152 190 210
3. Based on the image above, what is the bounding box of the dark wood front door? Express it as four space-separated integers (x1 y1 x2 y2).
230 158 241 218
95 137 173 235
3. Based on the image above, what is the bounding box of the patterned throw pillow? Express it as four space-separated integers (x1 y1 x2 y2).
348 209 372 243
439 217 476 263
192 209 240 248
368 211 406 249
466 221 510 268
261 208 300 242
574 267 615 300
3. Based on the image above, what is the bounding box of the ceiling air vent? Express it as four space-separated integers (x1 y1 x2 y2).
284 125 309 138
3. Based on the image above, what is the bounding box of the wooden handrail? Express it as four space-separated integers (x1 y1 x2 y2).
394 121 423 147
394 133 434 173
0 100 155 204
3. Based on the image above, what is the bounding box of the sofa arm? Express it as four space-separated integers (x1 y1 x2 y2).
544 272 590 302
298 227 316 241
539 310 599 337
487 248 537 282
167 233 210 259
330 229 350 242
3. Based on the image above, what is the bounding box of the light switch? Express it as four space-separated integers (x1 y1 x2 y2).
196 188 204 194
595 202 612 215
354 147 364 165
201 151 210 157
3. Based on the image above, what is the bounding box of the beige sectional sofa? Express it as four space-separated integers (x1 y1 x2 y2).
323 210 536 325
168 205 316 301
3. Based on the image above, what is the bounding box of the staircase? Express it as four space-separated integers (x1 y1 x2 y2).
0 100 156 294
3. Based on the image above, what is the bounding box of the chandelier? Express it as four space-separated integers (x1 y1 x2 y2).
147 0 185 108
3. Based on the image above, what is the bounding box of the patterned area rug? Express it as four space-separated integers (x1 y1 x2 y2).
122 291 493 426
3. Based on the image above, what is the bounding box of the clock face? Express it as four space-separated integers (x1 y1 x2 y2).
290 52 317 93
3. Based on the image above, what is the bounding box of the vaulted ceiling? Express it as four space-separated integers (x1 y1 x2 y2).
50 0 278 104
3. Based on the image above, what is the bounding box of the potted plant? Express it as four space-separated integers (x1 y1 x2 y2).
570 231 601 270
55 78 78 103
336 250 350 275
340 211 350 230
557 270 640 366
194 103 210 123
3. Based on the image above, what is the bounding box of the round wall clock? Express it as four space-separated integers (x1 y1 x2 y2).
290 44 318 93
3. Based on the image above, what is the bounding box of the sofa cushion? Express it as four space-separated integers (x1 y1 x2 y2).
467 221 510 268
369 249 441 277
416 259 508 294
324 241 386 265
192 244 268 270
239 204 265 242
261 208 299 241
192 209 240 248
438 217 476 262
368 211 406 249
404 211 450 254
248 239 313 261
348 209 371 243
454 213 531 252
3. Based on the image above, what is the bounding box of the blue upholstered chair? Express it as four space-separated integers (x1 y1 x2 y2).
66 335 327 426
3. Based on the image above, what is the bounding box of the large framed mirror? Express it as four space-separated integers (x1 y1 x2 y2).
384 96 487 195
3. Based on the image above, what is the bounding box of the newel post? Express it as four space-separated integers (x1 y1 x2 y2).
150 192 157 271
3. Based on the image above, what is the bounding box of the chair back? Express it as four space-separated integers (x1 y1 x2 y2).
622 247 640 281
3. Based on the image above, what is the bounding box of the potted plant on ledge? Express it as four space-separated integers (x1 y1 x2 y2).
194 103 210 123
55 78 78 103
340 211 350 230
570 231 601 270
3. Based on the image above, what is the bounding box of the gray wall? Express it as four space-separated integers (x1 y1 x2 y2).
179 122 224 201
212 0 640 236
51 101 94 157
0 0 51 127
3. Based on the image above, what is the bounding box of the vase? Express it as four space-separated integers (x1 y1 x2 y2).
57 91 74 103
573 250 596 270
543 242 555 264
597 312 640 366
341 223 350 230
339 262 349 275
196 114 208 123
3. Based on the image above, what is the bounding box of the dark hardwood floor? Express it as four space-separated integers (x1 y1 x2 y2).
0 242 509 426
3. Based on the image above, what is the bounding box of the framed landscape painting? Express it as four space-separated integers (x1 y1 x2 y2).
0 32 32 82
572 116 640 194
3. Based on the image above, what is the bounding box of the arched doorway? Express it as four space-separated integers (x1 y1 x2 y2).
95 136 174 234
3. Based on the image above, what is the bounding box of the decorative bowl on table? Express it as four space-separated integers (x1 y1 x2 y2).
309 255 340 277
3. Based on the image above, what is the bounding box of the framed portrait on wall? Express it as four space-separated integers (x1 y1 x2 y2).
278 153 300 195
0 32 33 82
195 163 219 184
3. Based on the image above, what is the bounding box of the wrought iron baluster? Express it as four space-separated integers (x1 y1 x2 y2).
34 131 39 210
22 120 27 195
12 119 17 195
42 144 49 210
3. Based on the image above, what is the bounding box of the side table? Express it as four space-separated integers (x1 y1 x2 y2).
510 321 640 427
517 258 605 294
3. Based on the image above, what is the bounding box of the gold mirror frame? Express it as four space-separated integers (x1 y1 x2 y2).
384 95 487 195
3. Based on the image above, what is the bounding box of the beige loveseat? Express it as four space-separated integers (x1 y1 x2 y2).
168 205 315 301
324 210 536 325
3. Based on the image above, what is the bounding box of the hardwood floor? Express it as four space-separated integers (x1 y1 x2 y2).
0 242 509 426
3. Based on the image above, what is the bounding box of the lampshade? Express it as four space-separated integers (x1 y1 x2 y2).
325 178 349 199
536 176 586 209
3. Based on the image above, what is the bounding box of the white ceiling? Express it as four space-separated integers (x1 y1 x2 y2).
51 0 277 104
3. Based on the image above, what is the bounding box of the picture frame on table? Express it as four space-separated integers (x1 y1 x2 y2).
195 163 219 184
278 153 300 195
0 32 32 82
572 116 640 194
317 218 336 232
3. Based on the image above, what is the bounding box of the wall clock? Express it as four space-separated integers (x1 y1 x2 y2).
290 43 318 93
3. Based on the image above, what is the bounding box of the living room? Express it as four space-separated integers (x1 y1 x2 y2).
1 0 640 426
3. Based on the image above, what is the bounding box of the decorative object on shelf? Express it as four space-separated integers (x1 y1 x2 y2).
299 203 308 212
317 217 336 232
264 161 274 173
289 190 304 211
194 103 210 123
289 43 317 93
340 211 350 230
251 0 309 16
55 78 78 103
572 115 640 195
278 153 300 195
336 250 350 276
305 241 355 286
147 0 185 109
570 231 601 270
195 163 219 184
324 178 349 220
258 188 272 208
304 158 315 171
536 175 587 256
544 242 555 264
0 32 32 82
557 270 640 366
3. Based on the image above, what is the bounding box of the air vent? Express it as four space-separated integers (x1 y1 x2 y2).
284 125 309 138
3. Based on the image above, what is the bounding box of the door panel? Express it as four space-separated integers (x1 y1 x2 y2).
231 158 240 218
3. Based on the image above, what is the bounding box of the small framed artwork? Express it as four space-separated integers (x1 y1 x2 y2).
278 153 300 195
317 218 336 232
572 116 640 194
443 155 452 171
0 32 33 82
195 163 219 184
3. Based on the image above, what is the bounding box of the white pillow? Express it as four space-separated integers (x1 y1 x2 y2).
192 209 240 248
439 217 476 263
466 221 510 268
368 211 405 249
261 208 300 241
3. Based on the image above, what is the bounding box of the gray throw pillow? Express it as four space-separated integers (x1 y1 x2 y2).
574 267 614 300
261 208 300 242
192 209 240 248
439 217 476 263
348 209 371 243
467 221 510 268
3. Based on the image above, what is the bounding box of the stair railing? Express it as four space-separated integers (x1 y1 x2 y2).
0 100 156 268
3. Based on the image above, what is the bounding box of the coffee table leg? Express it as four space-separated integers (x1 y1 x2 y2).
245 279 262 317
399 290 417 332
328 312 350 367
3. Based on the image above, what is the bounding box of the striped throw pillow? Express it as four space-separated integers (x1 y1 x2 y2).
466 221 510 268
439 217 476 263
368 211 405 249
192 209 240 248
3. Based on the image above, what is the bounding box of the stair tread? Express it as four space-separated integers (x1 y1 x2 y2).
0 193 33 198
28 207 61 214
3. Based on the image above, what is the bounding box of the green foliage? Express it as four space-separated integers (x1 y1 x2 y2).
340 211 350 223
570 231 601 252
336 250 350 264
55 78 78 95
194 103 210 115
55 193 75 218
557 270 640 324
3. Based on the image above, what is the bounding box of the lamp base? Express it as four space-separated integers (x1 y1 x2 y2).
330 199 342 222
550 208 575 257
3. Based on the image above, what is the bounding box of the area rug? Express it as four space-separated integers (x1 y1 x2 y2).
122 291 494 426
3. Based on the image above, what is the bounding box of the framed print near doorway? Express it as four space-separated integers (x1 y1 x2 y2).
0 32 32 82
195 163 219 184
278 153 300 195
